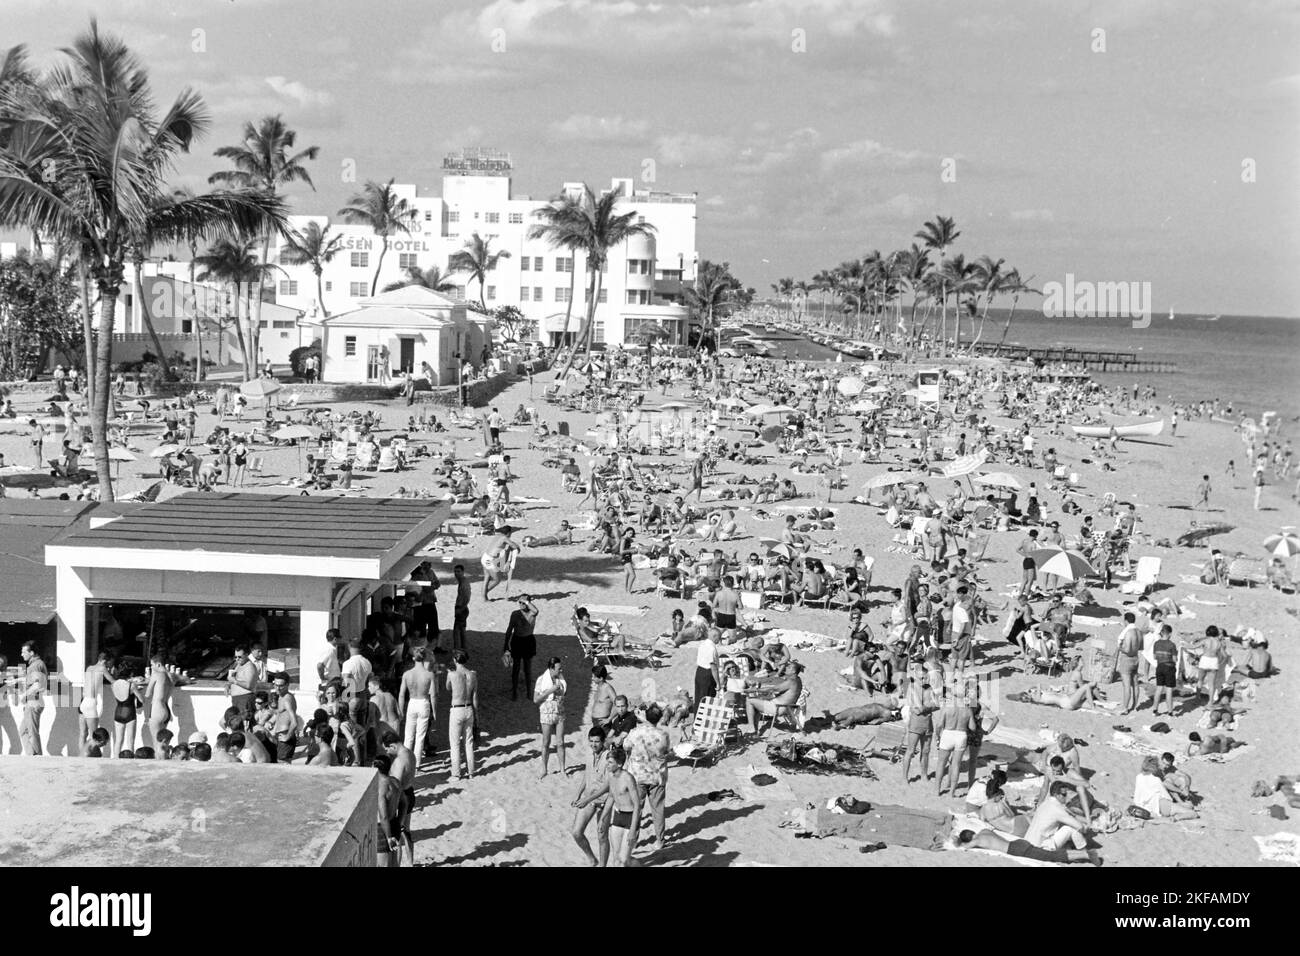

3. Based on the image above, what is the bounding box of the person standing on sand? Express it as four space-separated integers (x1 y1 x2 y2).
534 657 568 777
446 649 478 780
1196 474 1211 510
571 725 613 866
144 654 173 748
578 746 640 867
503 595 539 700
624 703 670 854
1253 465 1265 510
1016 529 1040 597
398 647 436 767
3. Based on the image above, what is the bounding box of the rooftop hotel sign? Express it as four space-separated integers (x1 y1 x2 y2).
341 237 431 252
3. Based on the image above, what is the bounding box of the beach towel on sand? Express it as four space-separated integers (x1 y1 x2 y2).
941 814 1061 867
766 628 843 651
1254 832 1300 866
583 604 650 617
815 805 951 849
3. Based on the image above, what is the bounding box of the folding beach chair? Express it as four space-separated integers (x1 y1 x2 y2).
674 697 736 770
1226 558 1267 588
1120 556 1162 594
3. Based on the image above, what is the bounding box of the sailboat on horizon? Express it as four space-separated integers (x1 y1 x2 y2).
1168 306 1175 321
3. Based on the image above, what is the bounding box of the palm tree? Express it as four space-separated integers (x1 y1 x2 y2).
528 191 586 345
127 193 192 382
940 254 976 351
812 269 835 326
209 114 317 377
968 255 1006 351
915 215 961 354
0 22 285 500
281 220 343 316
995 270 1041 354
337 179 414 297
530 183 654 378
895 244 931 347
448 231 511 310
791 279 810 321
382 262 454 294
194 238 283 382
684 259 741 351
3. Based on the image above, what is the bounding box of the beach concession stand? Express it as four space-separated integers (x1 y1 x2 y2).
23 493 449 754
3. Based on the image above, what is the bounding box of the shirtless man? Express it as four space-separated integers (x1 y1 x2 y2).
1036 754 1094 820
1018 681 1103 711
1186 731 1241 757
483 527 521 601
221 707 269 763
398 647 436 767
373 754 403 868
79 651 111 754
823 702 900 730
144 654 173 747
577 746 640 867
570 726 613 866
384 731 417 861
369 675 402 741
270 674 299 763
446 650 479 779
309 724 339 766
954 828 1099 865
933 690 976 797
745 661 803 736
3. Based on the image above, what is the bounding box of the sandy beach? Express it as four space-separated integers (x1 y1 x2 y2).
3 358 1294 869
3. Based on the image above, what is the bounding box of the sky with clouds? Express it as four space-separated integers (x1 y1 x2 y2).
5 0 1299 315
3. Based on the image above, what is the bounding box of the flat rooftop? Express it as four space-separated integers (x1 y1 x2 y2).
45 493 451 579
0 759 377 867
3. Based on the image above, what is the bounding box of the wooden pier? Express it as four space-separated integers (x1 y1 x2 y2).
970 343 1178 373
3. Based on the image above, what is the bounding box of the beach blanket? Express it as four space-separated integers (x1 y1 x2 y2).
815 805 951 850
985 725 1052 751
765 739 876 778
733 764 796 802
1185 594 1228 606
1254 832 1300 866
765 628 843 651
584 604 650 617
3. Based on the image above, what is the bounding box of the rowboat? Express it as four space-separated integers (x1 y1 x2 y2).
1070 419 1164 439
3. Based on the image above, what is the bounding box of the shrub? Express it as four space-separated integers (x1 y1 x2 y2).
289 343 321 377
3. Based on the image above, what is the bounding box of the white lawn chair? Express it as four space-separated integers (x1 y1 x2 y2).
1120 556 1162 594
376 446 400 471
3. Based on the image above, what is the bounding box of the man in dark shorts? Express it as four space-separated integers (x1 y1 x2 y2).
1151 622 1178 716
955 828 1099 865
1016 529 1040 596
410 561 440 646
712 575 740 630
373 754 403 867
503 594 539 700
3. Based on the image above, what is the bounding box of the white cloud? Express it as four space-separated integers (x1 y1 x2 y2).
550 113 651 143
703 195 726 206
819 138 927 172
1009 208 1055 222
655 132 734 166
264 76 334 109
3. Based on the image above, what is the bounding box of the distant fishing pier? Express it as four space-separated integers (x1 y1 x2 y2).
970 343 1179 373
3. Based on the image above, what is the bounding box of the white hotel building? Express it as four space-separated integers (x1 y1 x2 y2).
272 149 698 357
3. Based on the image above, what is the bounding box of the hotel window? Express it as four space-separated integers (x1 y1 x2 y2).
584 288 609 304
181 319 193 334
520 287 530 301
557 256 572 272
345 336 357 357
350 251 368 268
521 257 530 271
450 286 465 302
424 210 433 221
626 289 651 305
277 248 291 265
592 320 605 344
325 281 333 291
272 320 295 329
555 287 570 303
398 253 418 270
448 211 460 223
485 212 500 224
349 281 367 297
508 212 523 224
486 285 496 301
279 280 298 296
533 256 543 271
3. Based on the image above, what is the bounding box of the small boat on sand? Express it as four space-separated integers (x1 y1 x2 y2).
1071 419 1165 439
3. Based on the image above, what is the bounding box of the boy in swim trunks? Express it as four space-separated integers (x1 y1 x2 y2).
570 726 613 866
577 746 639 867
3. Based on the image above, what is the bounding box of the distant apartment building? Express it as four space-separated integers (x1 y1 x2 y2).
270 149 698 366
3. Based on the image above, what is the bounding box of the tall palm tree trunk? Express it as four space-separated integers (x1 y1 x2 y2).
559 263 577 345
79 262 96 397
249 233 271 378
92 288 118 501
370 236 388 297
996 296 1021 354
970 299 993 352
314 266 328 319
558 266 600 379
133 261 173 380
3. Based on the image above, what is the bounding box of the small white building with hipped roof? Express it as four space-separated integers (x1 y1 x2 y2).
312 285 475 385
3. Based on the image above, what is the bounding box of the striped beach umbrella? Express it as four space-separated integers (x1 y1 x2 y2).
1263 531 1300 557
864 470 926 490
941 449 989 479
1030 547 1094 582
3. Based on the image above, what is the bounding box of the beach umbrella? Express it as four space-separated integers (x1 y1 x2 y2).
240 378 283 399
744 403 773 417
716 396 746 409
864 471 925 490
836 376 864 397
658 401 692 411
150 443 180 458
849 400 880 414
973 472 1022 491
768 543 794 559
760 424 784 443
765 404 797 415
1029 547 1094 582
941 449 989 479
1175 524 1235 547
107 447 136 462
866 384 890 395
273 424 316 442
1264 531 1300 557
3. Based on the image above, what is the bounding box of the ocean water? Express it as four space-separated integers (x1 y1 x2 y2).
746 312 1300 422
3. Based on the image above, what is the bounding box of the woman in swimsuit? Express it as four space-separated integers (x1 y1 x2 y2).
620 528 636 593
111 666 145 757
1021 681 1102 711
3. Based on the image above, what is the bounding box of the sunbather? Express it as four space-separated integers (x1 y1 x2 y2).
824 702 900 729
954 828 1100 865
1186 731 1242 757
1011 681 1103 710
